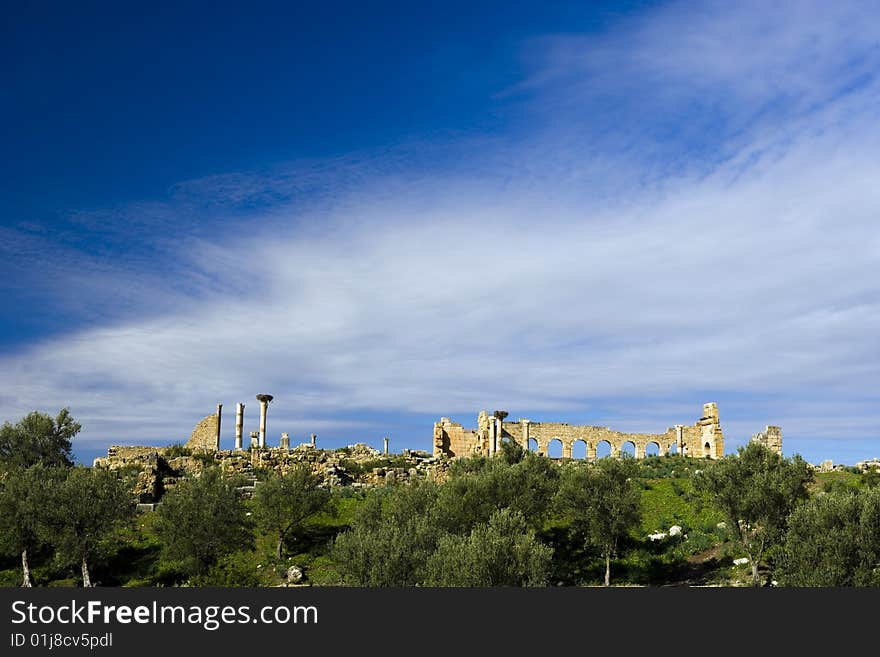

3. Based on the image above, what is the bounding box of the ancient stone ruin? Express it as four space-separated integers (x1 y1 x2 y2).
433 402 730 460
750 425 783 455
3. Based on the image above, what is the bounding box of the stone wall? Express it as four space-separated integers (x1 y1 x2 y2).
751 425 782 455
94 443 446 504
185 413 220 451
433 402 727 460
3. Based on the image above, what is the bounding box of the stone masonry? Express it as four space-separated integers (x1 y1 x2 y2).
751 425 783 455
433 402 727 460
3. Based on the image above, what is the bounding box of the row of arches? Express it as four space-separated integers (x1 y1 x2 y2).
526 438 714 459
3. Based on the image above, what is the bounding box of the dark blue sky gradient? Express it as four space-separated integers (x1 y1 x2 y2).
2 1 650 222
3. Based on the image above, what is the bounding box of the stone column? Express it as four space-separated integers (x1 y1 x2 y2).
249 431 259 449
383 437 389 455
488 419 496 456
562 442 572 459
311 433 317 448
280 432 290 450
235 403 245 450
587 443 597 461
521 418 530 451
256 394 273 448
215 403 222 450
675 425 684 456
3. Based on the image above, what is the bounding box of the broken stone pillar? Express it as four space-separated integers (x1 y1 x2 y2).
256 394 273 448
675 425 684 456
492 411 508 457
383 436 389 455
311 433 317 448
215 403 222 450
250 431 259 449
280 432 290 450
521 418 530 450
235 403 245 450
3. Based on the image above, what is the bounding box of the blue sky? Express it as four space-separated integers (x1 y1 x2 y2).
2 0 878 466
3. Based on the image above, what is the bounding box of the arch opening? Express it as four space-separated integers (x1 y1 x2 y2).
528 438 539 452
704 442 712 457
572 439 588 460
620 441 636 458
596 440 612 458
547 439 564 459
645 441 660 457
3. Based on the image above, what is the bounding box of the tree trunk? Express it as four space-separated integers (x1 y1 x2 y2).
276 535 284 561
81 557 92 588
21 549 32 588
604 553 611 587
750 559 760 587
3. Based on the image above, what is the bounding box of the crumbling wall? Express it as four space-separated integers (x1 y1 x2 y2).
434 402 729 460
751 425 782 455
185 414 220 451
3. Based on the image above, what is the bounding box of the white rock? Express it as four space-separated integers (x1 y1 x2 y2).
669 525 683 536
733 557 750 566
648 532 668 541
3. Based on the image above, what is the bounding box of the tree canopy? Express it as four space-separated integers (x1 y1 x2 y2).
777 488 880 586
41 466 134 587
554 457 641 586
152 468 253 580
252 464 331 560
0 464 65 586
694 441 813 585
0 408 80 470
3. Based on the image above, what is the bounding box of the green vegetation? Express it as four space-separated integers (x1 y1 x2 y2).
3 408 880 587
694 442 812 585
0 408 79 469
152 468 254 581
777 488 880 586
555 458 640 586
253 464 331 559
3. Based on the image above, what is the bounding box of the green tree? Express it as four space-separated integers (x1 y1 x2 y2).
435 451 559 534
41 467 134 587
153 468 253 579
693 442 813 586
332 481 441 586
424 508 552 586
554 458 641 586
0 408 80 470
778 488 880 586
252 464 331 560
0 465 64 586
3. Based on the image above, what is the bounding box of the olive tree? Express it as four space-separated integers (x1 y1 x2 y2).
777 488 880 586
424 508 552 586
42 467 134 587
694 442 812 586
153 468 253 579
0 408 80 470
252 464 331 560
0 465 64 586
554 457 641 586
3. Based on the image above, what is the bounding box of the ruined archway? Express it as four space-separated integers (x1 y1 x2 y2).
620 441 636 458
547 439 564 459
528 438 539 453
668 442 678 455
703 442 712 458
596 440 612 458
645 441 660 457
571 439 588 460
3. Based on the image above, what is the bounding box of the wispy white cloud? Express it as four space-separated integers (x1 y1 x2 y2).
2 1 879 464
